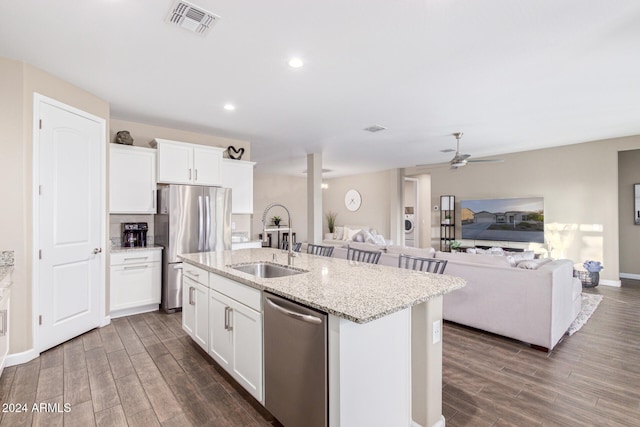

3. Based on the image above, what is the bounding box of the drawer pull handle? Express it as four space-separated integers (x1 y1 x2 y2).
124 257 148 261
185 270 200 278
123 265 149 270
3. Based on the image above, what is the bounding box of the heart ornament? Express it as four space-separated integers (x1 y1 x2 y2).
226 145 245 160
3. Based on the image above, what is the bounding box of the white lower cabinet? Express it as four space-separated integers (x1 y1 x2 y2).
182 276 209 352
110 250 161 317
209 275 263 402
181 263 263 402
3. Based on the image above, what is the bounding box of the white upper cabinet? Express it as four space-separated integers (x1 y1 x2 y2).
155 138 224 186
221 159 255 214
109 144 157 214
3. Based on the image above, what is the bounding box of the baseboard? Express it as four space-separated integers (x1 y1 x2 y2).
109 304 159 319
101 315 111 327
5 348 39 367
411 415 446 427
620 272 640 281
599 279 621 287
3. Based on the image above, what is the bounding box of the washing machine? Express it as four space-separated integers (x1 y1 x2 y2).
404 214 415 247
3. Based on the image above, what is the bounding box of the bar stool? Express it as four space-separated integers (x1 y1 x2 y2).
346 246 382 264
280 240 302 252
398 254 448 274
306 244 334 257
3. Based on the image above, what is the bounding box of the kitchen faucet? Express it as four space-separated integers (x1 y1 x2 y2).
262 203 295 266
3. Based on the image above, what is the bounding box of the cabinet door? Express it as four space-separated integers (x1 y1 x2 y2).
230 300 263 401
110 262 160 311
221 159 255 214
193 281 209 351
182 276 197 338
209 290 233 370
156 139 193 184
109 145 157 214
193 146 223 186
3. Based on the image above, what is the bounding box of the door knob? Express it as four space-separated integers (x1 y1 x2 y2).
92 248 102 254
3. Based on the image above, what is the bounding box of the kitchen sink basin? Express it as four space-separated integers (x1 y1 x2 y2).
230 262 307 278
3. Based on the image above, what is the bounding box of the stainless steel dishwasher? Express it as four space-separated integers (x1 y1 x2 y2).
263 292 328 427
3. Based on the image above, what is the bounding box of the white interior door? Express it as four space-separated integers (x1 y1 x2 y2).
36 95 105 352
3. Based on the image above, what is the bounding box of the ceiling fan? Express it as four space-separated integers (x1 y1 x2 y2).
442 132 504 169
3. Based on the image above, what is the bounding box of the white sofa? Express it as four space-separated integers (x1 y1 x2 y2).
435 251 582 351
326 244 581 351
322 225 392 247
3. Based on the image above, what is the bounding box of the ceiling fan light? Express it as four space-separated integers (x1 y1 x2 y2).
451 160 467 168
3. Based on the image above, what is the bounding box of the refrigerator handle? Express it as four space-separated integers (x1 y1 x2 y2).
198 195 204 251
205 195 211 250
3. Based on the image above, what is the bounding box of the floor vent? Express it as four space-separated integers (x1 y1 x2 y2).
167 0 220 36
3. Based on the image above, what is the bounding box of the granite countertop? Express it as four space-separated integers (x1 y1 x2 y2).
179 248 466 324
0 250 14 287
0 266 13 285
110 245 164 253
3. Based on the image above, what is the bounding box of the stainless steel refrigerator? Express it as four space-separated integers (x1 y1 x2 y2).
155 184 231 312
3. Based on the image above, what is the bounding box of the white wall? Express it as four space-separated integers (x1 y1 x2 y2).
406 135 640 282
252 173 308 244
618 149 640 276
323 170 393 238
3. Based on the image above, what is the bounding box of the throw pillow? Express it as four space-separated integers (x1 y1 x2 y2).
344 227 361 241
505 250 536 267
370 234 387 246
334 226 344 240
516 258 552 270
353 229 373 243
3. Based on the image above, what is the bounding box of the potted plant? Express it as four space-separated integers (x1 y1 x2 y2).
582 260 604 287
325 211 338 234
271 216 282 226
444 214 452 225
450 240 461 252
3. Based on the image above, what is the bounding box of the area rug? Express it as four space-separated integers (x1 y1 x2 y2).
567 293 603 336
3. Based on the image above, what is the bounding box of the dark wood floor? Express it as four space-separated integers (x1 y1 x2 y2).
0 311 276 427
443 280 640 426
1 281 638 426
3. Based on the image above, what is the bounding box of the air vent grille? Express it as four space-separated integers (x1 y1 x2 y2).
167 0 219 36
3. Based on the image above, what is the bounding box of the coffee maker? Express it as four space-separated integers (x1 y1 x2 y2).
122 222 148 248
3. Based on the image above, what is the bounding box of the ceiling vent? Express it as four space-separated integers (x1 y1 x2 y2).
167 0 220 36
363 125 387 133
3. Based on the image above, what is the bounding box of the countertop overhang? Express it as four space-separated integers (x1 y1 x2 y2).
179 248 466 324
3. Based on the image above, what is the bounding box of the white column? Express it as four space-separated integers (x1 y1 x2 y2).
412 296 444 427
389 169 404 245
307 153 323 244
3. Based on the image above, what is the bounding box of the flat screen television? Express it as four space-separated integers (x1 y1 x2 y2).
461 197 544 243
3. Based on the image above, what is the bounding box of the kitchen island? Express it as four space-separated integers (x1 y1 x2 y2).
179 248 465 427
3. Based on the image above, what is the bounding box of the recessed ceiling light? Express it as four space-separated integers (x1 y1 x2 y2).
288 57 304 68
223 104 235 111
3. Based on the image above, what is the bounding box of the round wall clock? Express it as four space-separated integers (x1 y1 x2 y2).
344 189 362 212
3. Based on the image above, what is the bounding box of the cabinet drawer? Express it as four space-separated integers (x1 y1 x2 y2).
111 250 161 266
210 274 261 312
183 263 209 287
110 263 161 311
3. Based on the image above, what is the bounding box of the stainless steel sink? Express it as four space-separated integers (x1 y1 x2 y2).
230 262 307 278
